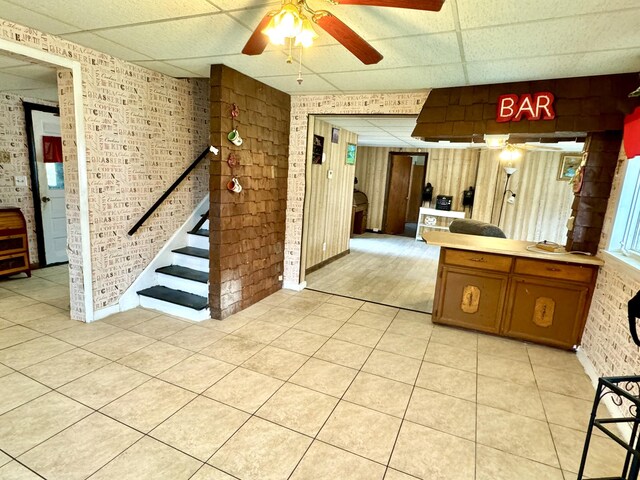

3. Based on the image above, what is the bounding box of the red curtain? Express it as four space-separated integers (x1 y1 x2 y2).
43 136 63 163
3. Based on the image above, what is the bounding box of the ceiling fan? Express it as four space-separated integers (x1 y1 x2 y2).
242 0 445 65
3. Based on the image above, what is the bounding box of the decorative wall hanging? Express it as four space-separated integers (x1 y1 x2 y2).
558 153 582 181
331 127 340 144
312 134 324 165
227 177 243 193
346 143 357 165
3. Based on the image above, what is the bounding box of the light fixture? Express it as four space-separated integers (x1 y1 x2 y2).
263 1 318 48
484 134 509 149
497 167 517 226
499 144 522 162
295 16 318 48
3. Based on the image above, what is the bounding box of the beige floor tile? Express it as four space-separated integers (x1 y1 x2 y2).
540 390 604 433
0 318 14 329
290 358 358 397
344 372 412 417
199 335 265 365
384 469 420 479
390 420 475 480
0 391 91 456
44 297 71 311
416 361 477 401
527 344 585 373
0 461 42 479
158 354 235 393
19 413 141 480
395 310 432 323
151 396 249 461
0 325 41 350
318 401 401 463
257 383 338 436
533 365 596 401
477 353 536 386
362 350 421 384
347 310 394 331
203 367 283 413
102 309 159 329
313 338 371 368
100 378 195 433
294 314 344 336
375 332 428 360
238 302 274 318
128 315 190 339
22 285 69 302
290 440 385 480
477 374 546 420
82 330 155 361
477 404 559 467
242 345 308 380
89 436 201 480
259 290 292 307
156 325 225 352
209 417 312 480
20 313 76 334
190 465 236 480
118 341 192 376
0 372 49 414
387 319 432 340
1 303 64 324
408 385 477 440
312 303 357 321
0 335 74 370
0 363 13 378
0 450 8 467
256 306 307 327
333 323 384 348
431 326 478 351
477 335 529 362
271 328 328 355
0 295 39 311
201 314 253 334
51 322 121 346
326 296 365 309
360 302 399 317
58 363 150 409
232 320 288 344
550 423 624 477
298 290 333 302
21 348 110 388
476 444 564 480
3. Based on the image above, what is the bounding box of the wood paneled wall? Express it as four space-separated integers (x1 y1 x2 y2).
304 119 358 271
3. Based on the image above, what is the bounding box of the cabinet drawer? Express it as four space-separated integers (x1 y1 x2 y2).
0 252 28 276
0 234 27 255
444 249 512 273
513 258 594 283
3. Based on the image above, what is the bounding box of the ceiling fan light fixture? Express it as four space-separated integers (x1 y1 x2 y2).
484 134 509 148
263 2 304 45
295 17 319 48
499 144 522 162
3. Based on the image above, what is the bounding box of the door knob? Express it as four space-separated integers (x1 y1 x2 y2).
41 196 51 203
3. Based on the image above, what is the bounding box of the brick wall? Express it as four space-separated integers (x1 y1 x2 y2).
209 65 290 319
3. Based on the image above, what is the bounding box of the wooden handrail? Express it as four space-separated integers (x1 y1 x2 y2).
128 146 214 236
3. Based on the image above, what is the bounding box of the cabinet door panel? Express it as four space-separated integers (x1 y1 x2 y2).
504 277 588 349
436 267 507 334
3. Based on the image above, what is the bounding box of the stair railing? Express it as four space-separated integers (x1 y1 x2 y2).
128 146 218 236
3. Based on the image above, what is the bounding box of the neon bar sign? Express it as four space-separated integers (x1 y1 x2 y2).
496 92 555 122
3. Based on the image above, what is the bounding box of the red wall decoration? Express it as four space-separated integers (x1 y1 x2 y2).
624 106 640 159
496 92 555 123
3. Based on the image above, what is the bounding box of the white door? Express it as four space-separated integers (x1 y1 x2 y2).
32 110 68 265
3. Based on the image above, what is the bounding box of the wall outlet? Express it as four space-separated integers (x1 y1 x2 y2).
278 275 283 281
327 169 333 179
0 151 10 163
322 242 327 251
14 175 27 187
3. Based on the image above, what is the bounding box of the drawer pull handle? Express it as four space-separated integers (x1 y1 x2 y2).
469 257 486 262
547 267 561 272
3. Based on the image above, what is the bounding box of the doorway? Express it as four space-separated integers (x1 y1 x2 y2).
25 103 68 266
383 153 428 238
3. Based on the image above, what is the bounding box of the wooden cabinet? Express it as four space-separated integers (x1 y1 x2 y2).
432 246 599 349
0 208 31 278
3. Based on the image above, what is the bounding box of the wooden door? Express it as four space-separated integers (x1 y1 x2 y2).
406 163 425 222
384 155 412 234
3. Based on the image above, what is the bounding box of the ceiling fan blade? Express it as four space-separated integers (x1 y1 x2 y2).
314 12 383 65
333 0 444 11
242 13 274 56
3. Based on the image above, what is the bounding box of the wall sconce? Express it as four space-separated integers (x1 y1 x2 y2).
484 134 509 149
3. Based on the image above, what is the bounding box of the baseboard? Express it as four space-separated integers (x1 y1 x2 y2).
576 348 632 440
283 280 307 291
305 250 350 275
92 304 121 322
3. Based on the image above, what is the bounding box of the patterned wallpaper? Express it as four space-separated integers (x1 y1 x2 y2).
0 20 209 319
285 92 429 286
0 93 58 263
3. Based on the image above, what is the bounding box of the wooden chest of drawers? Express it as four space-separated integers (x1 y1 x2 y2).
0 208 31 278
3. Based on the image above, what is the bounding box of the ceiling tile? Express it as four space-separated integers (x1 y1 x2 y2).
2 64 57 83
61 32 152 61
132 61 202 78
0 1 79 34
18 0 220 30
573 50 640 77
208 0 279 10
5 88 59 102
257 73 338 94
95 15 246 59
466 54 583 85
0 55 32 69
462 10 640 62
321 64 465 91
457 0 639 30
0 71 56 90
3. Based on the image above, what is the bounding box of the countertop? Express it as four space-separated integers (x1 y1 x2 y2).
423 231 604 266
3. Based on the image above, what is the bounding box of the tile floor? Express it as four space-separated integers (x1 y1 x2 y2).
0 273 622 480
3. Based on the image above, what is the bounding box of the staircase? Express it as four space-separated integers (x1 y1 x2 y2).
136 212 211 321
